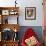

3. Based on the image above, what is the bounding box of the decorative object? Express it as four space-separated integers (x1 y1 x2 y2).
9 10 18 15
2 10 9 15
15 0 17 7
9 10 15 15
25 7 36 20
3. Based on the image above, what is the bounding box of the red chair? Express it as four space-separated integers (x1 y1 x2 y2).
21 28 41 46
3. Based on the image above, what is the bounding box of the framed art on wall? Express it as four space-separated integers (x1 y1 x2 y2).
25 7 36 20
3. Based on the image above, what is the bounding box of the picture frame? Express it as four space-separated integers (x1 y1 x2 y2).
2 10 9 15
25 7 36 20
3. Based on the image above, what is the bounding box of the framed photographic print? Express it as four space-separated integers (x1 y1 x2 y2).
25 7 36 20
2 10 9 15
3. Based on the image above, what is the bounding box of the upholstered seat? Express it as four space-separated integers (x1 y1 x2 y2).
21 28 41 46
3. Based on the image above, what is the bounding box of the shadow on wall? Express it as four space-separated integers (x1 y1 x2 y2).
18 26 43 44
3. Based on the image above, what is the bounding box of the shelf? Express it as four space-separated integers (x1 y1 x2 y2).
1 15 18 24
1 40 19 46
0 7 19 16
0 7 20 46
0 7 19 24
2 40 19 43
0 24 20 32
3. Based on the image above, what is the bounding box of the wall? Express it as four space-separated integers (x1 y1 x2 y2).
18 0 43 26
0 0 43 26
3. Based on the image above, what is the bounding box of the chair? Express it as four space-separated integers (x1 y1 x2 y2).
21 28 41 46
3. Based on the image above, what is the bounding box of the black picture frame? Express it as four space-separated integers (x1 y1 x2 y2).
25 7 36 20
